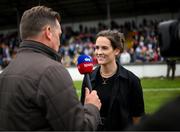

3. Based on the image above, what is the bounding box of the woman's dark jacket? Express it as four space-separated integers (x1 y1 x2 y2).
0 40 100 131
81 63 145 130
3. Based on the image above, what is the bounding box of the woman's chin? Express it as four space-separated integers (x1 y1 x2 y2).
97 61 105 65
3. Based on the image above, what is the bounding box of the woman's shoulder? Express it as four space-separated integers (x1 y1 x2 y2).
118 64 140 81
91 65 100 74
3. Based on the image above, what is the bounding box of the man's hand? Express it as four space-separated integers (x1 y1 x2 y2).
84 87 101 110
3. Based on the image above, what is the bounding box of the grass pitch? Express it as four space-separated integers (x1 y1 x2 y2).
73 77 180 114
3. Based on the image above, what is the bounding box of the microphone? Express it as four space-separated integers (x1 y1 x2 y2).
77 55 93 92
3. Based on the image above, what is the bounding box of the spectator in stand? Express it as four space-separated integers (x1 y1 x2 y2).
153 49 159 62
1 42 11 68
119 49 131 64
0 6 101 131
129 47 136 63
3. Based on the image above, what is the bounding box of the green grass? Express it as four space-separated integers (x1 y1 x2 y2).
143 90 180 113
73 77 180 114
141 77 180 89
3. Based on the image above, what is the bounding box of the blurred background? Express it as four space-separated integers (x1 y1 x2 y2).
0 0 180 68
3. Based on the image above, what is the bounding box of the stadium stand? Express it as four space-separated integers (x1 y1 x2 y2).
0 0 179 69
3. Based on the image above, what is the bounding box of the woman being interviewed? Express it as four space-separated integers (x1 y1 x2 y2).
81 29 145 131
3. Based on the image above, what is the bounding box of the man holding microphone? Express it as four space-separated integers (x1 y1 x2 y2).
0 6 101 131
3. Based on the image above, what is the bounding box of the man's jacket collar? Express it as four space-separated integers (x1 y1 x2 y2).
19 40 61 62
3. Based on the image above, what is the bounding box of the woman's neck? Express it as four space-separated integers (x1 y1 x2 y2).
100 61 117 78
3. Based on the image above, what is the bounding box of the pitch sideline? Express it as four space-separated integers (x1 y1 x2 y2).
76 88 180 94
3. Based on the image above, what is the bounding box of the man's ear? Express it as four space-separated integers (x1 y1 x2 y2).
44 26 52 40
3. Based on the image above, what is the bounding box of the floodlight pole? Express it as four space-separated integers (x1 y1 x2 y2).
106 0 111 29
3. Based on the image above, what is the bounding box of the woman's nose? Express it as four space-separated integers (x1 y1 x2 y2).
96 48 103 55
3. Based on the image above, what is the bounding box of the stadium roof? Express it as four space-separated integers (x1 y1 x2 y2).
0 0 179 30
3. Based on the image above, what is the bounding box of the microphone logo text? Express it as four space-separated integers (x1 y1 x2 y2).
84 57 91 62
83 63 93 67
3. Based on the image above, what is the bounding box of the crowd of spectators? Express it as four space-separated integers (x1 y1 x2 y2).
60 18 163 67
0 31 19 69
0 18 165 69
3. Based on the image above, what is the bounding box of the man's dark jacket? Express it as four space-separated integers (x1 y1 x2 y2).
0 40 100 131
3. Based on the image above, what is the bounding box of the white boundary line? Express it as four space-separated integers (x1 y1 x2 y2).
76 88 180 94
143 88 180 92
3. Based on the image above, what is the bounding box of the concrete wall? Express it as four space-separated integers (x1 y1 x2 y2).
1 63 180 81
67 63 180 81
